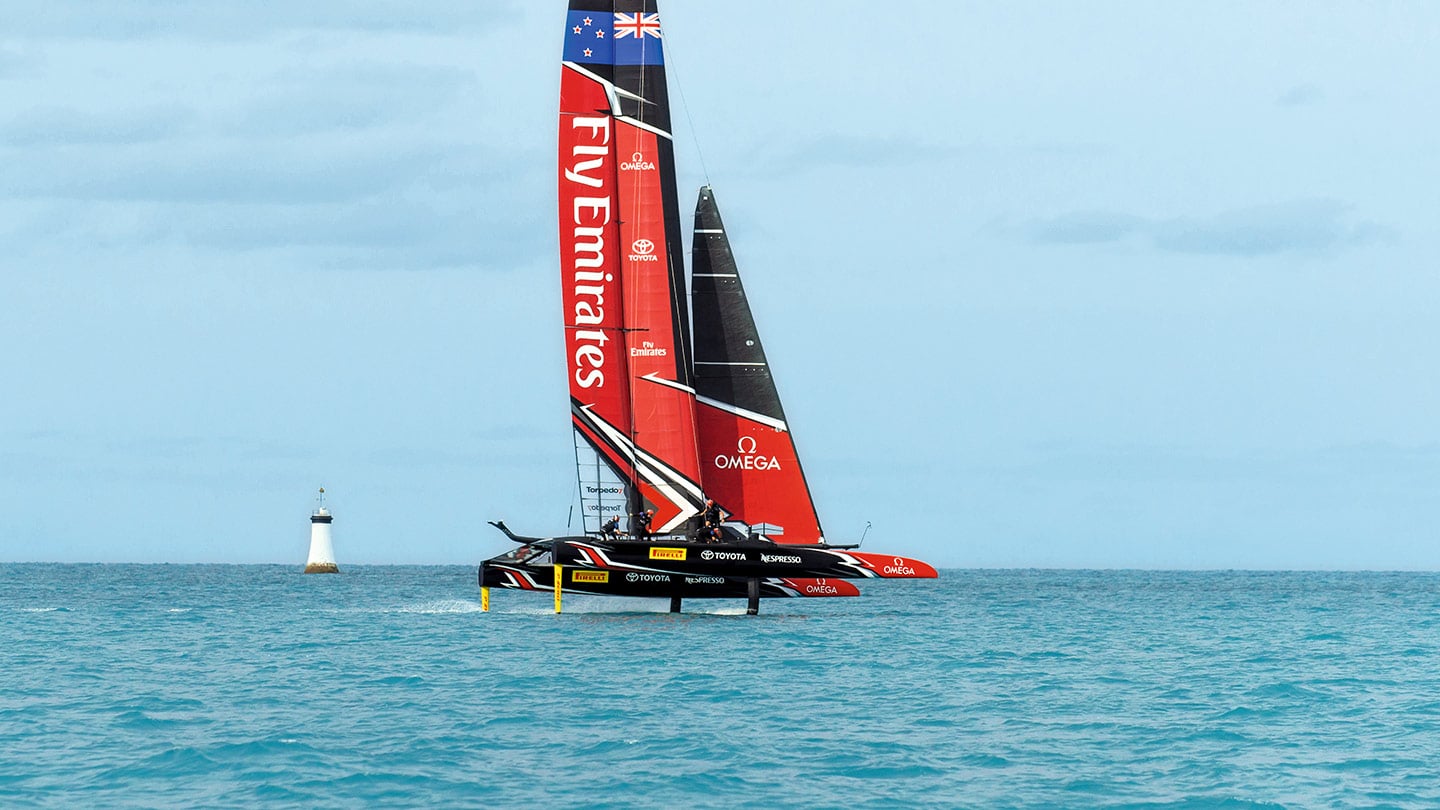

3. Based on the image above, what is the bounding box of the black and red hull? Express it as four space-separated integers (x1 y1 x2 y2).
555 538 938 581
480 560 859 599
478 526 934 607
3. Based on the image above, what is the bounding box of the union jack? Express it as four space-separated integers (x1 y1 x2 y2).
613 12 661 39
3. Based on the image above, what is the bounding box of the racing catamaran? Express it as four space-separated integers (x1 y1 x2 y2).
479 0 935 614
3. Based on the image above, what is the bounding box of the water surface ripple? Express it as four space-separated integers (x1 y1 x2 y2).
3 565 1439 808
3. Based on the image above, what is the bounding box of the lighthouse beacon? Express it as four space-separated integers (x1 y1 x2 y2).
305 487 339 574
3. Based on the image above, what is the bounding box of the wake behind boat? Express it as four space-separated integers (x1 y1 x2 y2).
480 0 935 614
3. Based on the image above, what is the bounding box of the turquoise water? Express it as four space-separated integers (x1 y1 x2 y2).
4 565 1440 808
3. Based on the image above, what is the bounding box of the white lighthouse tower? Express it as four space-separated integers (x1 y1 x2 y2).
305 487 339 574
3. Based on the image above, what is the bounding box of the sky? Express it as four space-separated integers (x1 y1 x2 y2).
2 1 1436 568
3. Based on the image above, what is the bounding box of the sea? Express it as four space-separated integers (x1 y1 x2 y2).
3 565 1440 809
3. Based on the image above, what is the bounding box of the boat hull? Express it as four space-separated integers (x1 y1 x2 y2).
481 561 858 599
555 538 938 580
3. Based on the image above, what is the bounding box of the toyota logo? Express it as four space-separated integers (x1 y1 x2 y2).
626 572 639 582
701 550 714 560
631 238 655 255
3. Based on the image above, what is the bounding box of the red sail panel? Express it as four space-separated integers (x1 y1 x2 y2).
696 402 823 544
560 63 636 524
558 4 703 535
615 121 703 532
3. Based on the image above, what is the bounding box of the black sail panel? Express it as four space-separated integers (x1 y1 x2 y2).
691 188 782 418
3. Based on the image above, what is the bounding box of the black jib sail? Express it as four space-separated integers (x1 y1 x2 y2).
691 187 825 543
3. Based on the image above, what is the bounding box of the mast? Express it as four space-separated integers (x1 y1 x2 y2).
560 0 705 534
691 187 825 544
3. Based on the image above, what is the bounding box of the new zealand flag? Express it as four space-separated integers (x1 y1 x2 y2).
562 10 664 66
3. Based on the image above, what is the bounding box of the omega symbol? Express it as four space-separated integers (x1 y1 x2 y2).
620 152 657 172
714 435 781 471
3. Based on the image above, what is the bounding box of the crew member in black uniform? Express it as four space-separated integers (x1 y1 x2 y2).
701 499 725 529
601 515 621 539
632 508 654 540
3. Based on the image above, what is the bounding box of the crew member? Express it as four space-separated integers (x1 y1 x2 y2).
701 499 726 530
632 508 654 540
601 515 621 539
693 520 721 543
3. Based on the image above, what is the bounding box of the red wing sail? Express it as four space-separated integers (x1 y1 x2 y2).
560 57 633 532
691 188 825 543
561 1 704 534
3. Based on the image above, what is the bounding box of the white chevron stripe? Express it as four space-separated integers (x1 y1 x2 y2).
640 372 695 395
562 62 673 140
577 405 703 530
695 395 788 432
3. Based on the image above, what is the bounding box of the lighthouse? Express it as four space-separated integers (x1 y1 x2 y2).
305 487 339 574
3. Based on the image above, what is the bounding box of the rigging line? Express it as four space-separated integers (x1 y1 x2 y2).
661 8 711 188
566 447 584 531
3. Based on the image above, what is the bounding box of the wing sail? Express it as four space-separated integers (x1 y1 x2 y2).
561 1 704 533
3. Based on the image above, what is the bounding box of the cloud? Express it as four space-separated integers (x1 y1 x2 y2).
1 105 194 147
222 64 476 138
984 440 1440 486
0 431 321 483
0 43 539 271
5 1 520 40
1151 200 1384 255
1024 211 1147 245
1022 199 1386 257
0 86 551 271
1 57 484 191
2 141 451 204
172 191 550 272
757 134 952 175
0 47 25 77
1276 83 1324 108
0 158 550 272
